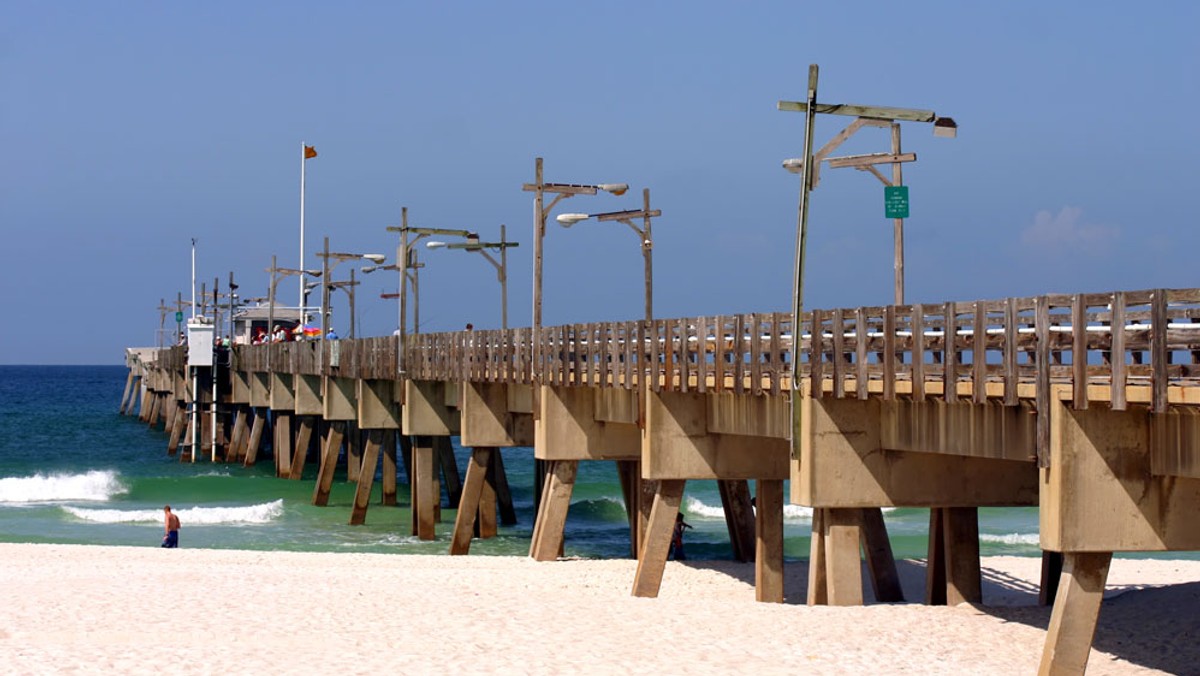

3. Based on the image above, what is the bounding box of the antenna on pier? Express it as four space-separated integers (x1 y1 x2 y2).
190 238 197 320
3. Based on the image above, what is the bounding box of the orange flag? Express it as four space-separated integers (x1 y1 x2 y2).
304 145 317 159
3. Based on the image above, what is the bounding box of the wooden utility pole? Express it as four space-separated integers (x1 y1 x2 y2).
779 64 957 605
779 71 955 306
891 123 904 305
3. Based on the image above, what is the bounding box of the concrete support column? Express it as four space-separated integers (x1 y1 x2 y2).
754 479 784 603
1038 552 1112 675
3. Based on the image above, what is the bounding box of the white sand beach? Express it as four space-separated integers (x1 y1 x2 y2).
1 544 1197 675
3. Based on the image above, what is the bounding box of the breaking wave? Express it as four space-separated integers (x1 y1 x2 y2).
62 499 284 525
0 470 126 503
980 532 1040 546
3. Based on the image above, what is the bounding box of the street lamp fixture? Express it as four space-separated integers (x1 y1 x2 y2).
385 207 476 375
206 274 243 345
316 238 387 351
778 71 957 305
521 181 630 198
553 214 588 227
320 251 387 265
551 188 660 322
303 281 320 313
265 255 323 349
324 271 360 338
424 226 520 330
360 264 397 274
520 157 635 527
932 117 958 139
360 263 406 330
521 157 629 368
267 264 322 280
781 158 805 174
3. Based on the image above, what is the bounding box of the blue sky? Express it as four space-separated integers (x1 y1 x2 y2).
3 2 1197 364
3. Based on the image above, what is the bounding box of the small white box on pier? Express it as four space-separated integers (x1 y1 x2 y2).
187 322 214 367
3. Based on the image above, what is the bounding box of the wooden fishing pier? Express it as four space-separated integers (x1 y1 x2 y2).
122 286 1200 674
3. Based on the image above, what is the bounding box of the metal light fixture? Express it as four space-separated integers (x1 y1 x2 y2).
424 226 519 330
316 241 387 349
933 116 958 138
360 264 397 274
545 190 660 322
555 213 589 227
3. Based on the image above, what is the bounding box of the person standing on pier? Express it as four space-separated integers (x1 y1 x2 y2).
161 505 181 548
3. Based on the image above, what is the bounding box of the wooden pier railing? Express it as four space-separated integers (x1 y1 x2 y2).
155 286 1200 420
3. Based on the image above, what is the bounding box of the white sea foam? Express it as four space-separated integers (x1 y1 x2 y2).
683 496 725 519
683 496 892 523
783 504 816 521
0 470 126 503
337 533 424 547
980 532 1040 546
577 496 626 508
62 499 284 525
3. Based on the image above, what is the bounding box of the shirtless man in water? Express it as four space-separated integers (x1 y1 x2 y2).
162 505 181 548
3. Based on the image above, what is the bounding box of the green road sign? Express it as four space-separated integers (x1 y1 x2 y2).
175 311 184 323
884 185 909 219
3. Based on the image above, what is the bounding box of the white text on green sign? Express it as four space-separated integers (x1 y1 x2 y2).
884 185 909 219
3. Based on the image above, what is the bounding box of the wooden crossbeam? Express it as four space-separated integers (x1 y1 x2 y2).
778 100 936 122
826 152 916 168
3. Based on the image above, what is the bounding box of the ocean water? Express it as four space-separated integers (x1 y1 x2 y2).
0 365 1048 560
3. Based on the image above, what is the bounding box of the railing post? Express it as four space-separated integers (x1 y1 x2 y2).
972 302 987 405
1111 291 1127 411
855 307 868 400
830 310 844 398
1035 296 1051 468
912 304 925 402
1151 289 1169 414
808 310 822 399
1003 297 1018 406
943 301 957 404
883 306 896 401
1071 295 1088 410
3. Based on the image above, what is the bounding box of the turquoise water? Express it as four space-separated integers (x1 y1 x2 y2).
0 365 1048 559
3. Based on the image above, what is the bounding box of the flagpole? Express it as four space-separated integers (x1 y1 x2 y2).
299 141 307 317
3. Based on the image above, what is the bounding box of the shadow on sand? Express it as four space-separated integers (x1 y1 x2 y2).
676 557 1200 674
